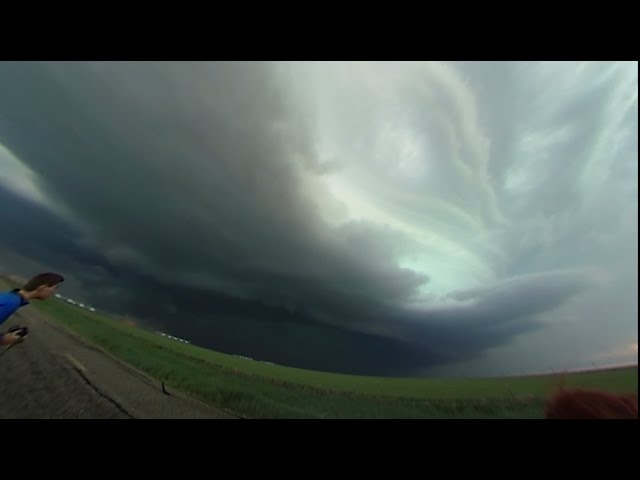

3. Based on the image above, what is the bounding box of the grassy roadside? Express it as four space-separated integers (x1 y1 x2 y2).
3 279 637 418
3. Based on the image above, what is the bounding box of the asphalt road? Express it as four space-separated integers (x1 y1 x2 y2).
0 306 235 419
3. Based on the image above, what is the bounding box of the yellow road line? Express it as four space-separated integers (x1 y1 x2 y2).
65 353 87 372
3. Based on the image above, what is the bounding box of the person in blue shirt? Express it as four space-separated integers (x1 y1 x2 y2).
0 272 64 346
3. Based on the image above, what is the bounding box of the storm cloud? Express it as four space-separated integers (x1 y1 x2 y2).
0 61 636 376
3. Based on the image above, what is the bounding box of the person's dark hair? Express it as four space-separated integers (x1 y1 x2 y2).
545 389 638 419
22 273 65 292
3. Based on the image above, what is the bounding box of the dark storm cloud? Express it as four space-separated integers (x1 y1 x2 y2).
0 61 635 375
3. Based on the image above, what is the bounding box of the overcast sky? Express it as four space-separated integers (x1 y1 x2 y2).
0 61 636 377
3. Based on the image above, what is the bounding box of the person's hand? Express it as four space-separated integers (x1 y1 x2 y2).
0 331 26 346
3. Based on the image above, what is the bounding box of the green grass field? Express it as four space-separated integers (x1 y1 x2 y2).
2 279 637 418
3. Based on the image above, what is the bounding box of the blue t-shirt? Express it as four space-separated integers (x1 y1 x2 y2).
0 290 29 326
